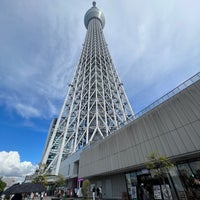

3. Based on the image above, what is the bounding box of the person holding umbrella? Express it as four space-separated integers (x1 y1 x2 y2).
11 193 22 200
30 192 34 200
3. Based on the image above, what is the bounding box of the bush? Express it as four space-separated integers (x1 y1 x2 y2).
82 179 90 198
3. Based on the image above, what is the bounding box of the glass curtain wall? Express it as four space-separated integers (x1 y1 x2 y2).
177 160 200 200
125 159 200 200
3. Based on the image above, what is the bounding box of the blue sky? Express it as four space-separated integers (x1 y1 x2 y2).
0 0 200 181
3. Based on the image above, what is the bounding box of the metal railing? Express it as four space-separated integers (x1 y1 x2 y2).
133 72 200 119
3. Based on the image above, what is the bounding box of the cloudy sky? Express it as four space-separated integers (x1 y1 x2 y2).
0 0 200 182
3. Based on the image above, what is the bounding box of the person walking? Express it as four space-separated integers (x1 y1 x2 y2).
92 186 96 200
40 192 44 200
96 187 100 199
77 187 83 198
11 193 22 200
30 192 34 200
141 185 149 200
99 186 102 199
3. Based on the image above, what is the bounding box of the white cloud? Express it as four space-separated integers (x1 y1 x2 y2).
0 151 37 182
15 104 41 119
0 0 199 172
0 0 200 120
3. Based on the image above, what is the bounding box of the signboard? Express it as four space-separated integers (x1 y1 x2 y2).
131 186 137 200
161 185 173 200
153 185 162 199
141 169 149 174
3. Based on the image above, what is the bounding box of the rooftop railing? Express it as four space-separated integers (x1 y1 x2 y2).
83 72 200 151
133 72 200 119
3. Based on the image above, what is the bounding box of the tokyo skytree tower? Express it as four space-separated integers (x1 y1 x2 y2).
41 2 134 175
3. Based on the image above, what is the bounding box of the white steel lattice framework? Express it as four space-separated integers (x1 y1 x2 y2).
41 2 134 175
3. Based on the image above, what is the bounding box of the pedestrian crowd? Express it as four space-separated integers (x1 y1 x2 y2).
1 192 46 200
92 186 102 200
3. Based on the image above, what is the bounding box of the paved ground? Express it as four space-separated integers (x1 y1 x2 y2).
34 197 118 200
34 197 93 200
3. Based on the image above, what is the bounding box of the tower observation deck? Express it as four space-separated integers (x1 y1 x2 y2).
41 2 134 175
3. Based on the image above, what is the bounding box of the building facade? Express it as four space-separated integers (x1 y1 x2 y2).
78 73 200 200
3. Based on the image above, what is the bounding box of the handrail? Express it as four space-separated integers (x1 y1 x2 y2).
126 72 200 122
83 72 200 148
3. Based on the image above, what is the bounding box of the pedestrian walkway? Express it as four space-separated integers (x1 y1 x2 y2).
38 197 119 200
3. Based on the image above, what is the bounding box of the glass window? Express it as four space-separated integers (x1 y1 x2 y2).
168 166 186 199
189 160 200 179
130 172 138 186
189 161 200 199
177 163 193 189
177 161 200 199
125 172 137 200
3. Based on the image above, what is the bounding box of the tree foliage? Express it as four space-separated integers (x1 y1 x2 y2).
145 152 174 178
32 175 48 187
82 179 90 198
0 177 7 192
35 163 47 176
54 174 65 187
145 152 174 199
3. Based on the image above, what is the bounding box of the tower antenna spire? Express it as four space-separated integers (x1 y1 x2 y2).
92 1 96 7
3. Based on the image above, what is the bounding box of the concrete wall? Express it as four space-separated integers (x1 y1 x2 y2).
89 173 126 199
59 150 81 178
79 80 200 178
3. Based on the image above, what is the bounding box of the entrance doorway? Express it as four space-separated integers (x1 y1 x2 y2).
125 169 180 200
137 174 154 200
137 174 173 200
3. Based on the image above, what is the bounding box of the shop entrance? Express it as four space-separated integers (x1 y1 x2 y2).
137 174 153 200
137 174 172 200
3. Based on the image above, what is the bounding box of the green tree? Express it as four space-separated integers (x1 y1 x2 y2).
145 152 174 199
33 175 48 187
37 163 48 175
82 179 90 199
0 177 7 192
54 174 65 187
